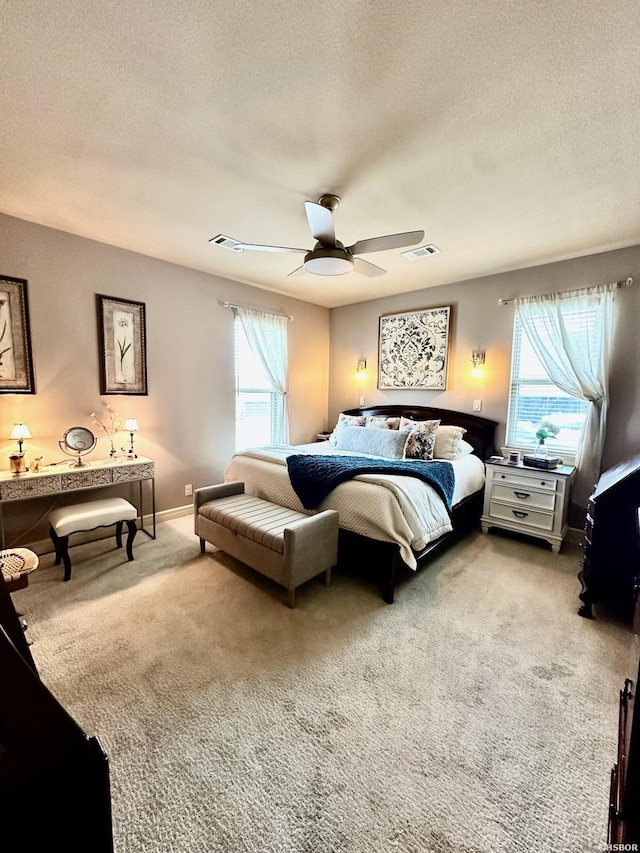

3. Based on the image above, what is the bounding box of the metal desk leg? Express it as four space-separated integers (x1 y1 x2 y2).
138 477 156 540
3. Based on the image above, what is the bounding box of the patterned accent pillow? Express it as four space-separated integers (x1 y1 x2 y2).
335 425 409 458
433 425 467 460
400 418 441 460
328 413 367 446
365 415 401 430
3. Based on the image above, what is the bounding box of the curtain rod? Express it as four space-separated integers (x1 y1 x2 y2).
498 277 633 306
221 300 294 321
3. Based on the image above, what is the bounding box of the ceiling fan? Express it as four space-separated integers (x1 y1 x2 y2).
231 194 424 278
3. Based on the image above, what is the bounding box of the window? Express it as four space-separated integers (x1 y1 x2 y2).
234 316 279 449
506 315 589 453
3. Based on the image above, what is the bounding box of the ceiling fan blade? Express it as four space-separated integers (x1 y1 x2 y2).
234 243 307 254
353 258 386 277
287 265 307 277
304 201 335 244
347 230 425 255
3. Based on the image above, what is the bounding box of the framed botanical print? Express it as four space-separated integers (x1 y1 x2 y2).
378 306 451 390
0 276 36 394
96 294 148 395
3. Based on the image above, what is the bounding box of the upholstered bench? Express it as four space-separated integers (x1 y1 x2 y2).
194 481 338 607
49 497 138 581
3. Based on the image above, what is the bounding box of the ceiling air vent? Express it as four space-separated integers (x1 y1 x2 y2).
208 234 243 252
402 244 440 260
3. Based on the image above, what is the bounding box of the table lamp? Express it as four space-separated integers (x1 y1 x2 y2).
10 423 31 454
9 423 31 474
123 418 139 459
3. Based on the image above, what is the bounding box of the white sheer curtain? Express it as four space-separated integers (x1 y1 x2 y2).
514 283 616 507
235 306 289 444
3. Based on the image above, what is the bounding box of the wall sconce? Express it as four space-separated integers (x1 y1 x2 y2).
470 350 486 378
9 423 32 454
123 417 139 459
355 358 367 382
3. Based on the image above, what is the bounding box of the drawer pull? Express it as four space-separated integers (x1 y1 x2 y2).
514 491 530 499
512 510 528 519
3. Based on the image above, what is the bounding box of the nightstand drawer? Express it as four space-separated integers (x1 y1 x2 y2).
492 483 556 512
489 500 554 532
492 469 557 491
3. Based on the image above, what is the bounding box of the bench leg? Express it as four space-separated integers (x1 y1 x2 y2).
125 520 137 561
287 587 296 608
58 536 72 582
50 526 62 566
115 520 124 549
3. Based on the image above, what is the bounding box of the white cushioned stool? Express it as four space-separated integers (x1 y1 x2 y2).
49 497 138 581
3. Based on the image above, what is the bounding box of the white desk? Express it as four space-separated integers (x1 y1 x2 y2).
0 456 155 549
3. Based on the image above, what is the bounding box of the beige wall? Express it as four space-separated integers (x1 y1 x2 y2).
2 209 638 548
329 245 640 476
0 214 329 544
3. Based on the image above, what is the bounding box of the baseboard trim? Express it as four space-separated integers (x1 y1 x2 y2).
22 504 193 557
565 526 584 545
148 504 193 524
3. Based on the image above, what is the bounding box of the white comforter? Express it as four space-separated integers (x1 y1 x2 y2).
224 442 485 569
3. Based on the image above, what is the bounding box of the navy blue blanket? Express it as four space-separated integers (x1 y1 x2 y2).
286 454 455 511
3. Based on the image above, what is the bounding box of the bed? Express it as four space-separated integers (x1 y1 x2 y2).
224 404 498 603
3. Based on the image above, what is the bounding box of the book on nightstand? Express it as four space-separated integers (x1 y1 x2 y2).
521 455 564 470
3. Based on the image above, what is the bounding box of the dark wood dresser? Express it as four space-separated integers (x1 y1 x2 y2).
608 526 640 844
0 579 114 852
578 455 640 619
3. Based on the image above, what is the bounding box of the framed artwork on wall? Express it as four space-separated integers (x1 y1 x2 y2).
0 275 36 394
378 305 451 390
96 294 148 395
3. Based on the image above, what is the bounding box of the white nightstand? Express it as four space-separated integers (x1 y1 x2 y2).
481 460 576 553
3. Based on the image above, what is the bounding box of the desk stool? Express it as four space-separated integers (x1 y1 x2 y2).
49 497 137 581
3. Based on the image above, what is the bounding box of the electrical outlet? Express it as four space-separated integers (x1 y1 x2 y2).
359 396 365 406
185 484 193 496
473 399 482 412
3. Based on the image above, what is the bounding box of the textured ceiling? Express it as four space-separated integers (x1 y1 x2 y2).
1 1 639 308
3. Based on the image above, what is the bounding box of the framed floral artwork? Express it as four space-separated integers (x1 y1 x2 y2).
378 306 451 390
96 294 148 395
0 275 36 394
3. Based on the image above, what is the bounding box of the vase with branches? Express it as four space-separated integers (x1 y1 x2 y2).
534 420 560 459
90 405 124 457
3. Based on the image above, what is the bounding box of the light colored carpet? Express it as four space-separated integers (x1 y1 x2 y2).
13 517 633 853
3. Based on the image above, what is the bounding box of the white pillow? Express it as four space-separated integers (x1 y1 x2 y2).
400 419 441 461
328 413 366 446
457 439 474 457
334 425 409 458
433 425 467 460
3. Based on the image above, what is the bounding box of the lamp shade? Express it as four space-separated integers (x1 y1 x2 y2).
9 423 32 441
123 418 139 432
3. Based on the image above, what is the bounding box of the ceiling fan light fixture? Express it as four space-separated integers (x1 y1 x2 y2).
303 248 354 276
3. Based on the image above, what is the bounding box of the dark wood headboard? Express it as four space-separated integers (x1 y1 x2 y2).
341 404 498 461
